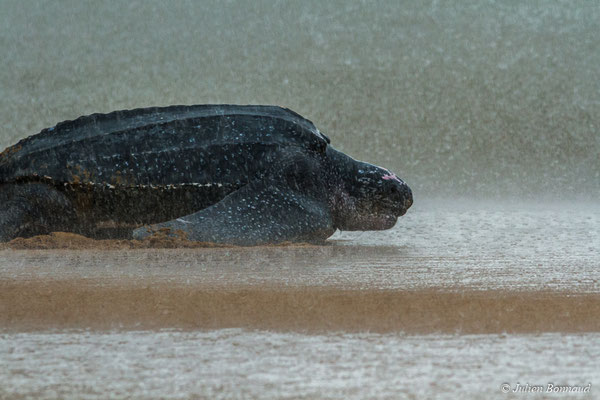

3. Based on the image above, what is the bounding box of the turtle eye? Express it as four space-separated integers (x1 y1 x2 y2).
310 138 328 154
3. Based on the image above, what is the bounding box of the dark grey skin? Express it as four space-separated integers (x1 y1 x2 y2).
0 105 412 245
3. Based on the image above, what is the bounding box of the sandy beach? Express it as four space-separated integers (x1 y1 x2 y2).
1 201 599 398
2 200 600 334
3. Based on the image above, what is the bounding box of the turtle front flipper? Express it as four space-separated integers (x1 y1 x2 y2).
132 178 334 246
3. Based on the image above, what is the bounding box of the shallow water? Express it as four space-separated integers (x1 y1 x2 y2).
2 199 598 292
1 329 598 400
1 200 599 398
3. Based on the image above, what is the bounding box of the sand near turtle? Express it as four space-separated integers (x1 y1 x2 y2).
2 204 600 334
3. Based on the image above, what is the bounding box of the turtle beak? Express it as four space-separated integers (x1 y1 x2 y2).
384 180 412 216
402 185 413 212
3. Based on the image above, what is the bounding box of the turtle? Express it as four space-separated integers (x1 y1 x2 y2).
0 104 412 245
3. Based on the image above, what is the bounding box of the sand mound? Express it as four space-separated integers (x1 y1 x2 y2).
4 231 313 250
6 231 226 250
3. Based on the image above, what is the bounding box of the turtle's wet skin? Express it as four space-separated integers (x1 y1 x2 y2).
0 105 412 245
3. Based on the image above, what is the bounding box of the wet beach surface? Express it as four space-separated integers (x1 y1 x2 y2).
2 199 598 293
2 330 598 400
1 200 599 399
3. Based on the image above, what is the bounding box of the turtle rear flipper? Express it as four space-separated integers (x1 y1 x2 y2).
132 178 334 246
0 183 76 241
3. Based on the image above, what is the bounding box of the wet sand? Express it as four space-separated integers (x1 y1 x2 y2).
3 280 600 334
1 200 598 332
1 201 598 399
2 330 598 400
1 200 598 335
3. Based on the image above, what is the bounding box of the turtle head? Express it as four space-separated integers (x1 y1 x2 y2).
328 148 413 231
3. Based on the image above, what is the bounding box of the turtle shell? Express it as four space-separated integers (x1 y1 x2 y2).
0 105 330 187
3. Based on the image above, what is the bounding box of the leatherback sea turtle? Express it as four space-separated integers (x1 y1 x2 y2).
0 105 412 245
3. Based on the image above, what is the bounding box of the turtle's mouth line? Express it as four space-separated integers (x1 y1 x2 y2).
377 203 408 217
350 212 398 231
371 213 398 230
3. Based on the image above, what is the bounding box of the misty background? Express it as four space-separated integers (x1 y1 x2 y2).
1 0 598 199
